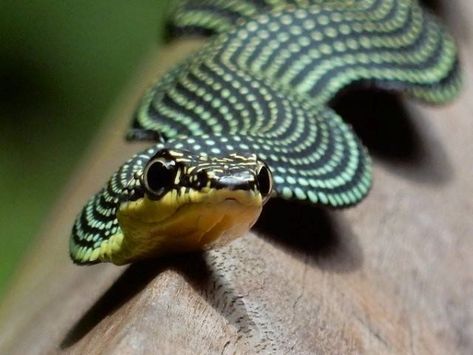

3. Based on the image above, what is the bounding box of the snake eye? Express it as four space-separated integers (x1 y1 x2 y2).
143 158 177 198
256 164 273 199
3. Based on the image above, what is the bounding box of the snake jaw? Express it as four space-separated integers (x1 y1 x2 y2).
113 188 263 264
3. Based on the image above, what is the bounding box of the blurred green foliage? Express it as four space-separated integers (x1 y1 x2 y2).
0 0 170 298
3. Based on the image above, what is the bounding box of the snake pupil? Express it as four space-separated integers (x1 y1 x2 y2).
257 165 272 198
144 159 176 198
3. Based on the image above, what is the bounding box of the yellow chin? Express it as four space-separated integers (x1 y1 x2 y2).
107 189 262 264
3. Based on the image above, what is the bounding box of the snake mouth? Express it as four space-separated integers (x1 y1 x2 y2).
224 197 238 202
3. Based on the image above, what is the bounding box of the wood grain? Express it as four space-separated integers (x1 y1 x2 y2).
0 3 472 354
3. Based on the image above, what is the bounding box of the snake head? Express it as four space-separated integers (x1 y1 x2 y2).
141 148 272 201
70 145 272 265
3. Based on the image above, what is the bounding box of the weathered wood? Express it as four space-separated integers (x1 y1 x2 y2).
1 4 472 354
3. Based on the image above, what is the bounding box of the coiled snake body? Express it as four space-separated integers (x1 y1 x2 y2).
70 0 461 264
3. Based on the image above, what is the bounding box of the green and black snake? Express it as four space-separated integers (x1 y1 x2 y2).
70 0 461 264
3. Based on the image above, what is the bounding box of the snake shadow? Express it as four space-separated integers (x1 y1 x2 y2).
330 88 453 185
255 198 363 273
61 252 259 349
419 0 443 15
60 257 173 348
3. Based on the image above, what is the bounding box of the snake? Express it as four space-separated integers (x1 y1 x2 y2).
70 0 461 265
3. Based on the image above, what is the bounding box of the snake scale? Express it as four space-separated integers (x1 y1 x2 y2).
70 0 461 264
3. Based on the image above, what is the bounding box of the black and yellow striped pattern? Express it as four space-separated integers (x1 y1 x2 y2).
71 0 461 264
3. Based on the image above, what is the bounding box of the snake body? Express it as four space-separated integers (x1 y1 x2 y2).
70 0 461 264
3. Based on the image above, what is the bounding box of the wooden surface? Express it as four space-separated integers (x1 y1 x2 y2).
1 4 472 354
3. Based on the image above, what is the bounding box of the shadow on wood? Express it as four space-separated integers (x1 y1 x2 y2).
255 199 363 273
419 0 444 15
331 89 453 185
61 258 172 348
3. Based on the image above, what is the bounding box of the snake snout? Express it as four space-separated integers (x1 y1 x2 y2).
218 172 254 191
